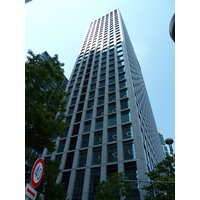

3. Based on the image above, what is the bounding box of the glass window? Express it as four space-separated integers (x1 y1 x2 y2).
108 128 117 142
118 66 125 73
108 102 116 114
98 96 104 106
83 121 91 133
108 92 116 102
123 141 135 160
120 89 128 98
101 67 106 74
109 64 115 70
119 73 126 80
85 109 93 120
94 131 102 145
95 118 103 130
99 80 105 87
97 106 104 117
100 73 106 80
89 91 95 99
69 137 77 151
109 84 115 92
81 134 89 148
119 80 127 89
92 147 102 165
118 55 124 61
78 150 87 167
120 99 129 110
122 124 133 139
109 76 115 84
107 144 117 163
109 69 115 77
121 111 131 124
73 89 79 97
57 139 66 153
68 106 74 115
118 60 124 67
99 88 105 96
87 99 94 108
92 77 97 83
90 83 96 91
65 152 74 169
108 114 116 127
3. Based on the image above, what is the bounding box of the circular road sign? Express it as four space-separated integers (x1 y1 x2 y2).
31 158 44 188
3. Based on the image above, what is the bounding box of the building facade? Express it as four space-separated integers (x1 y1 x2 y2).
158 129 170 157
42 8 164 200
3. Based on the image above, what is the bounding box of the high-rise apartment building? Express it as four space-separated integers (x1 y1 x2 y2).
158 129 170 157
42 8 164 200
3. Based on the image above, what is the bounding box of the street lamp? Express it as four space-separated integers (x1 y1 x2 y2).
165 138 175 161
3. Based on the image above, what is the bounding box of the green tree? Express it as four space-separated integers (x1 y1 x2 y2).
94 172 132 200
25 50 68 152
36 159 67 200
142 155 175 200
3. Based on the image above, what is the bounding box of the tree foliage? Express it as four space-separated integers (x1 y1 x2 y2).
25 50 68 152
142 155 175 200
36 159 67 200
94 172 132 200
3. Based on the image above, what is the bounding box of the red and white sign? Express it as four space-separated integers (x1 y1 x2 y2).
31 158 44 188
25 183 37 200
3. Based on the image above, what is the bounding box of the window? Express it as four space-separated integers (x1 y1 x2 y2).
109 69 115 77
109 84 115 92
62 171 71 192
99 80 105 87
107 144 117 163
119 73 126 80
69 137 77 151
95 118 103 130
68 106 74 115
98 96 104 106
72 124 80 136
57 139 66 153
94 131 102 145
90 83 96 91
122 124 133 139
78 150 87 167
109 77 115 84
118 60 124 67
123 141 135 160
97 106 104 117
118 55 124 61
119 80 127 89
120 89 128 98
73 90 78 97
108 92 116 102
108 128 117 142
120 99 129 110
92 147 102 165
118 66 125 73
100 73 106 80
108 114 116 127
89 91 95 99
83 121 91 133
92 77 97 83
121 111 131 123
108 102 116 114
99 88 105 96
87 99 94 108
65 152 74 169
81 134 89 148
85 109 93 120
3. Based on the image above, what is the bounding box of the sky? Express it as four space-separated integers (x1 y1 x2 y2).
25 0 175 151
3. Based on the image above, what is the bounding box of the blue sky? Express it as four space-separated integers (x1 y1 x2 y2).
25 0 175 151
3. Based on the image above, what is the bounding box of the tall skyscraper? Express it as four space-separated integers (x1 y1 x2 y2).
158 129 170 157
42 8 164 200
